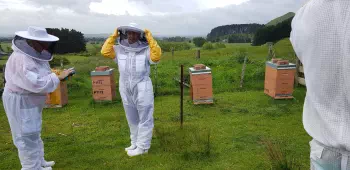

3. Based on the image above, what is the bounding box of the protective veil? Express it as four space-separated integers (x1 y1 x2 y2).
101 23 161 153
290 1 350 169
2 27 60 170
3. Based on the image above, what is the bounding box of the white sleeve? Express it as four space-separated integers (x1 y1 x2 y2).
14 62 60 93
290 6 307 62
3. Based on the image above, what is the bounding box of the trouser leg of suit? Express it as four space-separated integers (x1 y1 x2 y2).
3 92 42 170
123 105 139 146
135 80 154 150
39 136 46 164
136 104 154 150
310 139 350 170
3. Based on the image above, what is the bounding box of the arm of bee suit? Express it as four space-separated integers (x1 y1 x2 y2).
145 29 162 64
101 29 119 59
13 59 60 93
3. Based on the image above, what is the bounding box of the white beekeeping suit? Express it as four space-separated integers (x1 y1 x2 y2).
291 1 350 169
101 23 162 157
2 26 72 170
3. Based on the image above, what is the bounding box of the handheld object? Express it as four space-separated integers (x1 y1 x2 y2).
63 67 76 81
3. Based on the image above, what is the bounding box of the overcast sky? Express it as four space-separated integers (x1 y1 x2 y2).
0 0 307 36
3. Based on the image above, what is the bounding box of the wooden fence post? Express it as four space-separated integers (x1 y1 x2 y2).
295 56 300 87
180 65 184 128
240 56 248 88
196 50 200 60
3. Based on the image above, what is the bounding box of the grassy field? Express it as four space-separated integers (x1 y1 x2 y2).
0 40 310 170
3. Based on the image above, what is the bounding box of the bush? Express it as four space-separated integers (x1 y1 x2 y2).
193 37 206 47
202 43 215 50
50 56 70 68
235 48 249 64
214 43 226 49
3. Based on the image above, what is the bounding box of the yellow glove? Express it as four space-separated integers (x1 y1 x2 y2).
144 29 161 63
101 29 119 59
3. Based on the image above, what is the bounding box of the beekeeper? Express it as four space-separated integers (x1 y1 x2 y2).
291 1 350 169
101 23 161 157
2 26 74 170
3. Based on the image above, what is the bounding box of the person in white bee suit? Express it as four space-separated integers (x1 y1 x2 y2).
290 0 350 169
2 26 74 170
101 23 161 157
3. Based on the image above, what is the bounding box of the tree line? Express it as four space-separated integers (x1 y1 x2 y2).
252 17 293 46
162 36 191 42
207 24 264 42
46 28 86 54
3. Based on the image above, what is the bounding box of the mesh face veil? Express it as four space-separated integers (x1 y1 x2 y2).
13 35 57 61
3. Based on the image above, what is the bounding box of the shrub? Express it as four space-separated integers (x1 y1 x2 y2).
50 56 70 68
214 43 226 49
193 37 207 47
235 48 249 64
202 43 215 50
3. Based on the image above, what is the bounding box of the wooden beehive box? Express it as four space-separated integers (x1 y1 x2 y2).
264 61 296 99
45 80 68 108
189 65 213 105
91 68 117 101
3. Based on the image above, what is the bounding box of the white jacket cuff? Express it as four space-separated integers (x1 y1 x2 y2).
49 73 60 91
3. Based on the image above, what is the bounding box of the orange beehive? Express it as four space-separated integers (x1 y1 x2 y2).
45 70 68 108
264 60 296 99
91 68 117 101
189 65 213 105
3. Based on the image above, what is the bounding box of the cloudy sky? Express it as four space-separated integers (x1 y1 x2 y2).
0 0 307 36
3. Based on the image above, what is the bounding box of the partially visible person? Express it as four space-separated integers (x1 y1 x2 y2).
2 26 74 170
290 1 350 169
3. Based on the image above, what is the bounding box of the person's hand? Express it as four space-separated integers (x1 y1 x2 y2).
112 29 119 38
58 68 75 80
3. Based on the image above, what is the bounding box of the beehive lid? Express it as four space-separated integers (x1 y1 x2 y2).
91 68 114 76
189 67 211 74
266 61 296 70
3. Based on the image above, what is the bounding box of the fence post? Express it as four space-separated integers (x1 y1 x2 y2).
180 65 184 128
240 56 248 88
154 65 158 97
171 47 174 57
295 55 300 87
3 65 6 86
196 50 200 60
266 42 276 61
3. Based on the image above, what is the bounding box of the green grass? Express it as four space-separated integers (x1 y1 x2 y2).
0 39 310 169
0 42 11 53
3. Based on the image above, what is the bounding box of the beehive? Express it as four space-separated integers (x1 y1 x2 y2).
45 69 68 108
189 65 213 105
264 60 296 99
91 68 116 101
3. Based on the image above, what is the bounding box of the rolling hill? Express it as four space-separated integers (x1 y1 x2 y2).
266 12 295 26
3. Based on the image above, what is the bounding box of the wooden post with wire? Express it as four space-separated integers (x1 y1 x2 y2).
295 55 305 86
2 65 5 86
267 42 275 61
240 56 248 88
180 65 184 128
196 50 200 60
1 65 6 97
171 47 174 57
154 65 158 97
